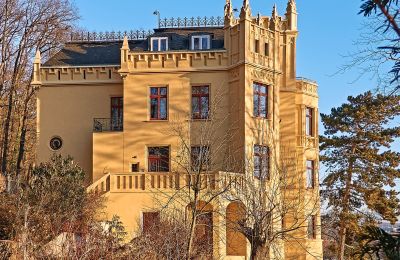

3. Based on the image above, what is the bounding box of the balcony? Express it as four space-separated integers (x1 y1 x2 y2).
93 118 123 132
87 172 245 194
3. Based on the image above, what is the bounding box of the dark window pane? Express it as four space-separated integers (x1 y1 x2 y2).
160 39 167 51
150 98 158 119
150 87 158 95
253 94 259 116
152 39 159 51
202 37 209 49
201 97 209 118
192 97 200 114
160 87 167 96
160 98 167 119
194 38 200 50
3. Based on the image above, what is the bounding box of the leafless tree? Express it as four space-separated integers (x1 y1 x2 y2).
223 122 321 260
0 0 78 190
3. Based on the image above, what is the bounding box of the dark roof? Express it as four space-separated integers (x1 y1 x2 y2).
43 27 225 67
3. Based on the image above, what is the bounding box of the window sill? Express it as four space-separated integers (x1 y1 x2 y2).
251 116 271 120
143 120 169 122
188 118 211 122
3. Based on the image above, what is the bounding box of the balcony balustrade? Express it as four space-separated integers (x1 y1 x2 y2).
87 172 245 194
93 118 123 132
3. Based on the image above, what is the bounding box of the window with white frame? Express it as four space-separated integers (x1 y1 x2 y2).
151 37 168 51
191 35 211 50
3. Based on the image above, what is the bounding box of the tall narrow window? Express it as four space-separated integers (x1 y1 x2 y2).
265 43 269 56
148 146 170 172
192 35 211 50
307 215 317 239
150 87 168 120
306 160 315 189
142 211 160 234
254 39 260 53
192 86 209 119
191 146 211 171
151 37 168 51
254 145 269 179
111 97 123 131
253 83 268 118
306 107 314 136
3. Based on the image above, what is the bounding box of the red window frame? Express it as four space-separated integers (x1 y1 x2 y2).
307 215 317 239
254 145 270 179
306 160 315 189
111 97 123 131
192 86 210 119
253 83 268 118
148 146 170 172
150 87 168 120
306 107 314 136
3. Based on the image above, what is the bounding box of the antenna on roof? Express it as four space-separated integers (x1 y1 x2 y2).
153 10 160 28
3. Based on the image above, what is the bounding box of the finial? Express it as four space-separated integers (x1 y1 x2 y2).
122 35 129 50
272 4 278 19
224 0 234 25
32 50 42 87
286 0 296 13
34 50 41 64
240 0 251 19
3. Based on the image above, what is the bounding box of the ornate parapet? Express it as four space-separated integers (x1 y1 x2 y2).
296 77 318 97
40 66 122 85
124 50 229 72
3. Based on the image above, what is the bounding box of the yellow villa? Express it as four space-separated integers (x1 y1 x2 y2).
33 0 323 258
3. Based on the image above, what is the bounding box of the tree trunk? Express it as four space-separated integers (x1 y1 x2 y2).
338 157 354 260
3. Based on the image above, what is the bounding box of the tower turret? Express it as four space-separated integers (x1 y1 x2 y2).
285 0 297 31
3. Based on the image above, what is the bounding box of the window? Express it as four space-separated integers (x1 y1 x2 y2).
306 160 315 189
191 35 211 50
131 163 139 172
265 43 269 56
191 146 211 171
142 211 160 234
253 82 268 118
151 37 168 51
150 87 168 120
49 136 63 151
306 107 314 136
254 145 269 179
192 86 209 119
307 215 317 239
111 97 123 131
148 146 170 172
254 39 260 53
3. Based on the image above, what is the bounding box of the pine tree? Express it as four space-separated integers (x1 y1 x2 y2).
320 91 400 260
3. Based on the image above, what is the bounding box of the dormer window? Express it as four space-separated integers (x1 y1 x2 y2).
151 37 168 51
191 35 211 50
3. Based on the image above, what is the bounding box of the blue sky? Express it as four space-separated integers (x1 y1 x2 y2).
73 0 373 115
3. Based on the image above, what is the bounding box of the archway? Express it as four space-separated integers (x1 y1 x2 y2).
226 201 246 256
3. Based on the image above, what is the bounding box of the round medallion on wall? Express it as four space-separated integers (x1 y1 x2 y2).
49 136 63 151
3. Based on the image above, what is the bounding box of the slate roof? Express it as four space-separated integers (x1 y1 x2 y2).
43 27 225 67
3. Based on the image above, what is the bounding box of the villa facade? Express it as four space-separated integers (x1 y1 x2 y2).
33 0 323 258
